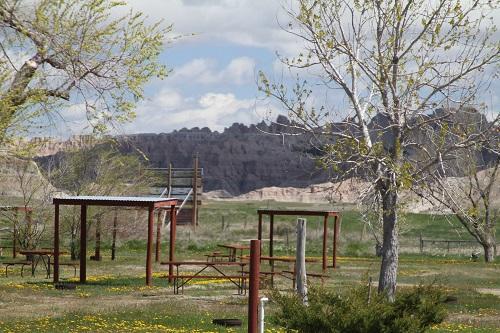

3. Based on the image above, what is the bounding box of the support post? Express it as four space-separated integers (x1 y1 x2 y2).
269 214 274 260
53 204 60 283
168 204 176 283
248 239 261 333
146 206 154 286
192 155 199 228
257 213 262 256
333 215 340 269
80 205 87 283
296 218 308 305
322 215 328 272
111 211 117 261
155 210 162 262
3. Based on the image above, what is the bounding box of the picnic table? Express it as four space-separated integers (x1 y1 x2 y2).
217 244 250 262
160 260 248 294
255 255 323 288
18 249 70 278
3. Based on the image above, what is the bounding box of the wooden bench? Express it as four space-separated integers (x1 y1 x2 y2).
49 262 79 278
172 274 247 295
2 260 33 277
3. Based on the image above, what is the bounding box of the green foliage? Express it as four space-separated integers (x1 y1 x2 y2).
0 0 170 142
271 284 447 333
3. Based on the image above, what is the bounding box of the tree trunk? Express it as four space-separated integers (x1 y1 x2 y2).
378 188 399 302
70 231 77 260
482 234 496 262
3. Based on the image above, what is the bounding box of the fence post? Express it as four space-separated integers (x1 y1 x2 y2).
248 239 261 333
296 218 308 305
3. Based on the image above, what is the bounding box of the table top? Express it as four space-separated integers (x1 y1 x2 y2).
160 261 248 266
217 244 250 250
19 249 68 255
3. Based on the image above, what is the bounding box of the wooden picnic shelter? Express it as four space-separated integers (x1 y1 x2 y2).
257 209 341 271
0 205 33 258
52 196 178 286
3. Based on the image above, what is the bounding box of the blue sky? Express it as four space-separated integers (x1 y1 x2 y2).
115 0 299 135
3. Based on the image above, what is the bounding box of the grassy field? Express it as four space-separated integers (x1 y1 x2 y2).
0 200 498 332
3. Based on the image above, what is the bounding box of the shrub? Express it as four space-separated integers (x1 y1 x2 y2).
270 284 446 333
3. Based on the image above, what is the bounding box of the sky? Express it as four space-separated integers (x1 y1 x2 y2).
116 0 299 135
51 0 499 137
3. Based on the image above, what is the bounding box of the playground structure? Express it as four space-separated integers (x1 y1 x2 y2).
149 156 202 227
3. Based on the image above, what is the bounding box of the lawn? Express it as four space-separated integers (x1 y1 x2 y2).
0 200 498 332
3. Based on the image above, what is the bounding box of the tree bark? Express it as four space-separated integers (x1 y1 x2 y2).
482 233 496 263
378 188 399 302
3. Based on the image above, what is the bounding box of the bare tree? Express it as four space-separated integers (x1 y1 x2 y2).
0 151 54 250
47 143 154 259
260 0 499 300
420 141 499 262
0 0 169 143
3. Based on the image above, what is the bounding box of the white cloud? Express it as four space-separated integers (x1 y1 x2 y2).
121 90 263 133
124 0 303 56
171 57 255 85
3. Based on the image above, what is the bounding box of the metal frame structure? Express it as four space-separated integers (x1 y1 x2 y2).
257 209 341 272
52 196 177 286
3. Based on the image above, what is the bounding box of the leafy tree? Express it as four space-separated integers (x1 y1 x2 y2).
260 0 499 300
0 0 169 142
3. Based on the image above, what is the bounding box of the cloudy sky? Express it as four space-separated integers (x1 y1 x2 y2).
117 0 298 135
53 0 498 137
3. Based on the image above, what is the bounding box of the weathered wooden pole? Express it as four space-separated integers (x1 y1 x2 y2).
248 239 261 333
296 218 308 305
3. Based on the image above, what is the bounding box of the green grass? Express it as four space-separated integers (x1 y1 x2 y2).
0 200 498 332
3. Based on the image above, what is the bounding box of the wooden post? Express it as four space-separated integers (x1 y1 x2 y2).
296 218 308 305
80 205 87 283
146 206 154 286
168 204 176 283
322 215 328 272
168 163 172 195
155 210 162 262
333 215 340 269
192 156 199 228
111 211 117 261
248 239 261 333
269 214 274 259
257 213 262 240
53 204 60 283
13 210 17 258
